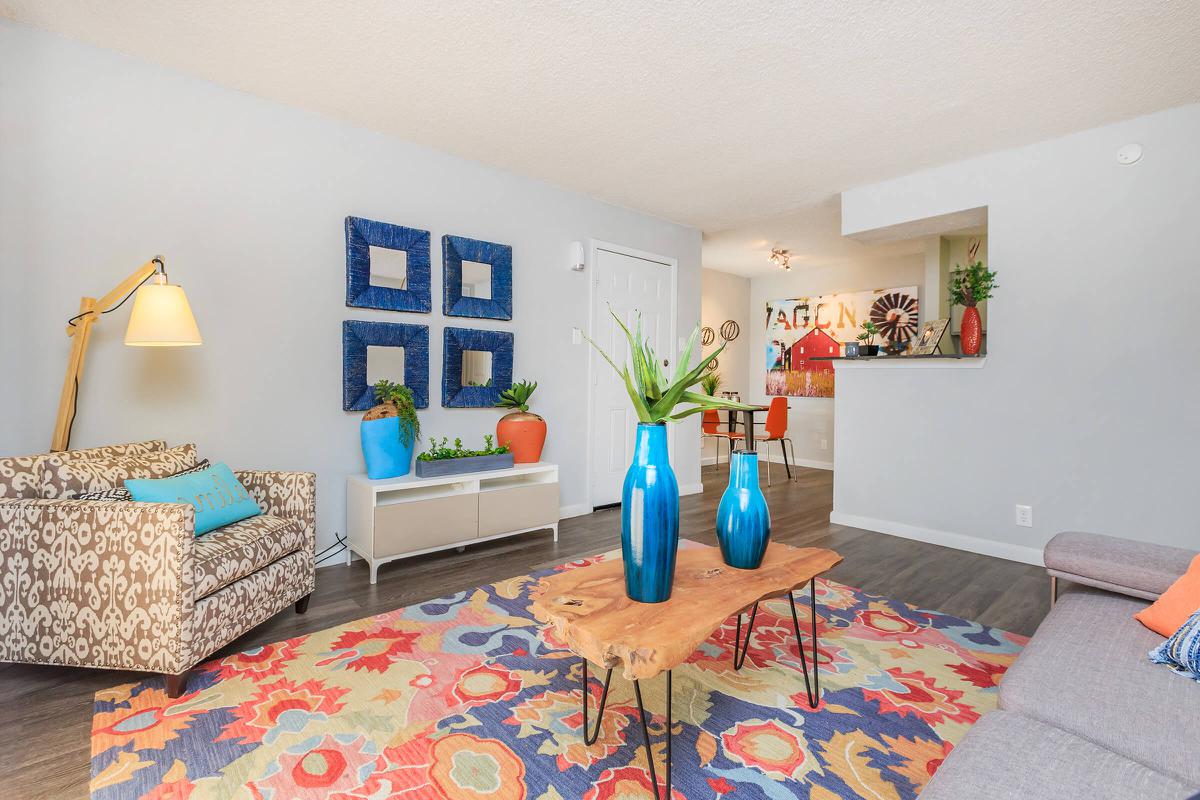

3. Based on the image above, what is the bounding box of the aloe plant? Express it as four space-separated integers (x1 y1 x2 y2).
586 308 753 423
495 380 537 412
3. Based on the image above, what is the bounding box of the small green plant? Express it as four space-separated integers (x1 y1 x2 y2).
856 320 881 347
371 380 420 447
496 380 537 412
416 435 511 462
585 308 753 424
948 261 998 308
699 371 722 397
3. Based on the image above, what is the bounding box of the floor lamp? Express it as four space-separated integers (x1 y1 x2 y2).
52 256 202 452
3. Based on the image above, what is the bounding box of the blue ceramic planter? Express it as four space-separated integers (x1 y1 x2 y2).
716 450 771 569
360 417 415 480
621 423 680 603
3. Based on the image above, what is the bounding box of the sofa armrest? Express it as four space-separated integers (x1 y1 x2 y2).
1045 531 1197 601
0 498 197 672
235 470 316 551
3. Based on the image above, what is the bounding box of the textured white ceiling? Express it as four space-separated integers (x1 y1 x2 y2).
5 1 1199 275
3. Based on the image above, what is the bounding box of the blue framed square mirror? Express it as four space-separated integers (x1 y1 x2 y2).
343 320 430 410
442 235 513 320
442 327 513 407
345 216 432 313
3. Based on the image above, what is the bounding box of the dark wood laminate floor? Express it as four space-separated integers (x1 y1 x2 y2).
0 464 1048 799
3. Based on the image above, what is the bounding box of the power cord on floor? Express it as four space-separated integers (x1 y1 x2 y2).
315 531 349 566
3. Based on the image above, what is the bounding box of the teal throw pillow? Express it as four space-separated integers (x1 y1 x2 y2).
1149 609 1200 682
126 462 261 536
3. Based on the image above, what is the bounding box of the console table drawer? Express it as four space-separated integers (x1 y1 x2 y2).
373 494 477 557
479 482 559 537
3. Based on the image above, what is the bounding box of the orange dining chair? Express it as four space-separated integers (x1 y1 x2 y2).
701 409 735 467
729 397 795 485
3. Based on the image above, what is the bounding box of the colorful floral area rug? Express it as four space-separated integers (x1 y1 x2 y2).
92 546 1026 799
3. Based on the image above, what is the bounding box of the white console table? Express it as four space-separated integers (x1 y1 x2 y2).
346 463 560 583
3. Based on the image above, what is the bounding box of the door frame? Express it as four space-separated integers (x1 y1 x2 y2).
584 239 679 510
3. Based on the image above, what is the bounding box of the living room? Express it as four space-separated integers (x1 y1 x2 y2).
1 4 1198 799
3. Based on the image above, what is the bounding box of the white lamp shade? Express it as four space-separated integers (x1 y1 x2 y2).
124 284 202 346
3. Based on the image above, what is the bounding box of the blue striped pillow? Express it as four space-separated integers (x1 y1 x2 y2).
1149 609 1200 681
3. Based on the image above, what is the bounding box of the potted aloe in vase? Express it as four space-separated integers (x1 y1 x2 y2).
361 380 421 479
494 380 546 464
587 310 753 603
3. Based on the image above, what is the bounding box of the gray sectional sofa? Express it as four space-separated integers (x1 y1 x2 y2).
922 532 1200 799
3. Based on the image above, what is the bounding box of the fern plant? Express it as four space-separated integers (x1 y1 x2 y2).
700 370 722 397
496 380 537 412
370 380 421 447
586 308 753 423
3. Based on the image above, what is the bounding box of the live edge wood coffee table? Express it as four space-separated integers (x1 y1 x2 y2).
530 542 842 799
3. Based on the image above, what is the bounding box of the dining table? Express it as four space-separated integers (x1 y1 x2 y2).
724 405 770 451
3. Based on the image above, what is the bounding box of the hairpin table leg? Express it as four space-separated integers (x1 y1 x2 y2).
787 577 821 709
581 659 614 745
632 670 672 800
732 602 759 670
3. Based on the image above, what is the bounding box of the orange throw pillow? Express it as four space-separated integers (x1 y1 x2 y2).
1135 554 1200 637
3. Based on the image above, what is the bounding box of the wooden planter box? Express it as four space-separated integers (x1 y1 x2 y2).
414 453 515 478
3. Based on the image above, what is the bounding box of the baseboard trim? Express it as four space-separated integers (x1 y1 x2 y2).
680 482 704 496
558 503 591 519
703 453 834 471
829 511 1044 567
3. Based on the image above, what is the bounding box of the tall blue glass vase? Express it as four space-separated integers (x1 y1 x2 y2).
716 450 771 569
621 423 680 603
360 417 414 480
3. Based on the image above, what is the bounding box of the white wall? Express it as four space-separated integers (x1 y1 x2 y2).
835 103 1200 560
699 268 749 462
0 22 703 555
748 255 925 469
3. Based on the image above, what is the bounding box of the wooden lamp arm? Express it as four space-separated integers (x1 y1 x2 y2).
52 257 163 451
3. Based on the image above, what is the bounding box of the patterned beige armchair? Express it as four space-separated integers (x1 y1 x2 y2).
0 440 316 696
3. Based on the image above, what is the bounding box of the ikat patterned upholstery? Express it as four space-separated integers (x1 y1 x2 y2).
0 439 165 500
39 443 197 499
0 444 316 677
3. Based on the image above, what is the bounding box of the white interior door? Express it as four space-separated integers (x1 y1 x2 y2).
590 245 675 507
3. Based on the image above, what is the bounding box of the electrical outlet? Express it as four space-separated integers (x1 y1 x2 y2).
1015 505 1033 527
571 327 583 345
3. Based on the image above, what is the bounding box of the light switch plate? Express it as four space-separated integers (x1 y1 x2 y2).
1015 505 1033 527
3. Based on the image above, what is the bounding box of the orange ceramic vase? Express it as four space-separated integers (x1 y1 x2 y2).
496 412 547 463
960 306 982 355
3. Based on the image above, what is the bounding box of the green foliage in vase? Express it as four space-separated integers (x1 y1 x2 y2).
416 434 511 462
585 308 754 424
856 320 881 346
495 380 537 412
372 380 421 447
948 261 998 308
699 371 722 397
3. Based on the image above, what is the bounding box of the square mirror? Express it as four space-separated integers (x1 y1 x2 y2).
343 320 429 410
442 327 513 407
368 246 408 290
345 216 431 313
461 260 492 299
442 234 512 319
367 345 406 385
460 349 493 387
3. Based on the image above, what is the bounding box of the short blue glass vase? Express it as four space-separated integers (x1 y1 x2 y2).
716 450 771 569
360 417 415 480
621 423 680 603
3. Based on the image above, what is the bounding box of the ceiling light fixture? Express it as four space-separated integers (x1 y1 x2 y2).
769 248 791 271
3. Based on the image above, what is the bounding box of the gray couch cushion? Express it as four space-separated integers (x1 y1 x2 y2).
1045 531 1196 600
1000 586 1200 786
921 711 1197 800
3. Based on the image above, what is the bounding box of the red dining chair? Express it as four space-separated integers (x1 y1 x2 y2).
701 409 735 467
729 397 795 485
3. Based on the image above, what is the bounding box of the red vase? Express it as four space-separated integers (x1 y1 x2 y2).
961 306 982 355
496 412 547 463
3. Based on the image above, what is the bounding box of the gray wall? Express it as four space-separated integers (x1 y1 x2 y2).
0 21 703 556
835 103 1200 562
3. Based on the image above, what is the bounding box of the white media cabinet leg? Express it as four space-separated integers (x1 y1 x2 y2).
347 464 561 586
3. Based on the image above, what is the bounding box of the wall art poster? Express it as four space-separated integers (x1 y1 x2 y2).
765 286 919 397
